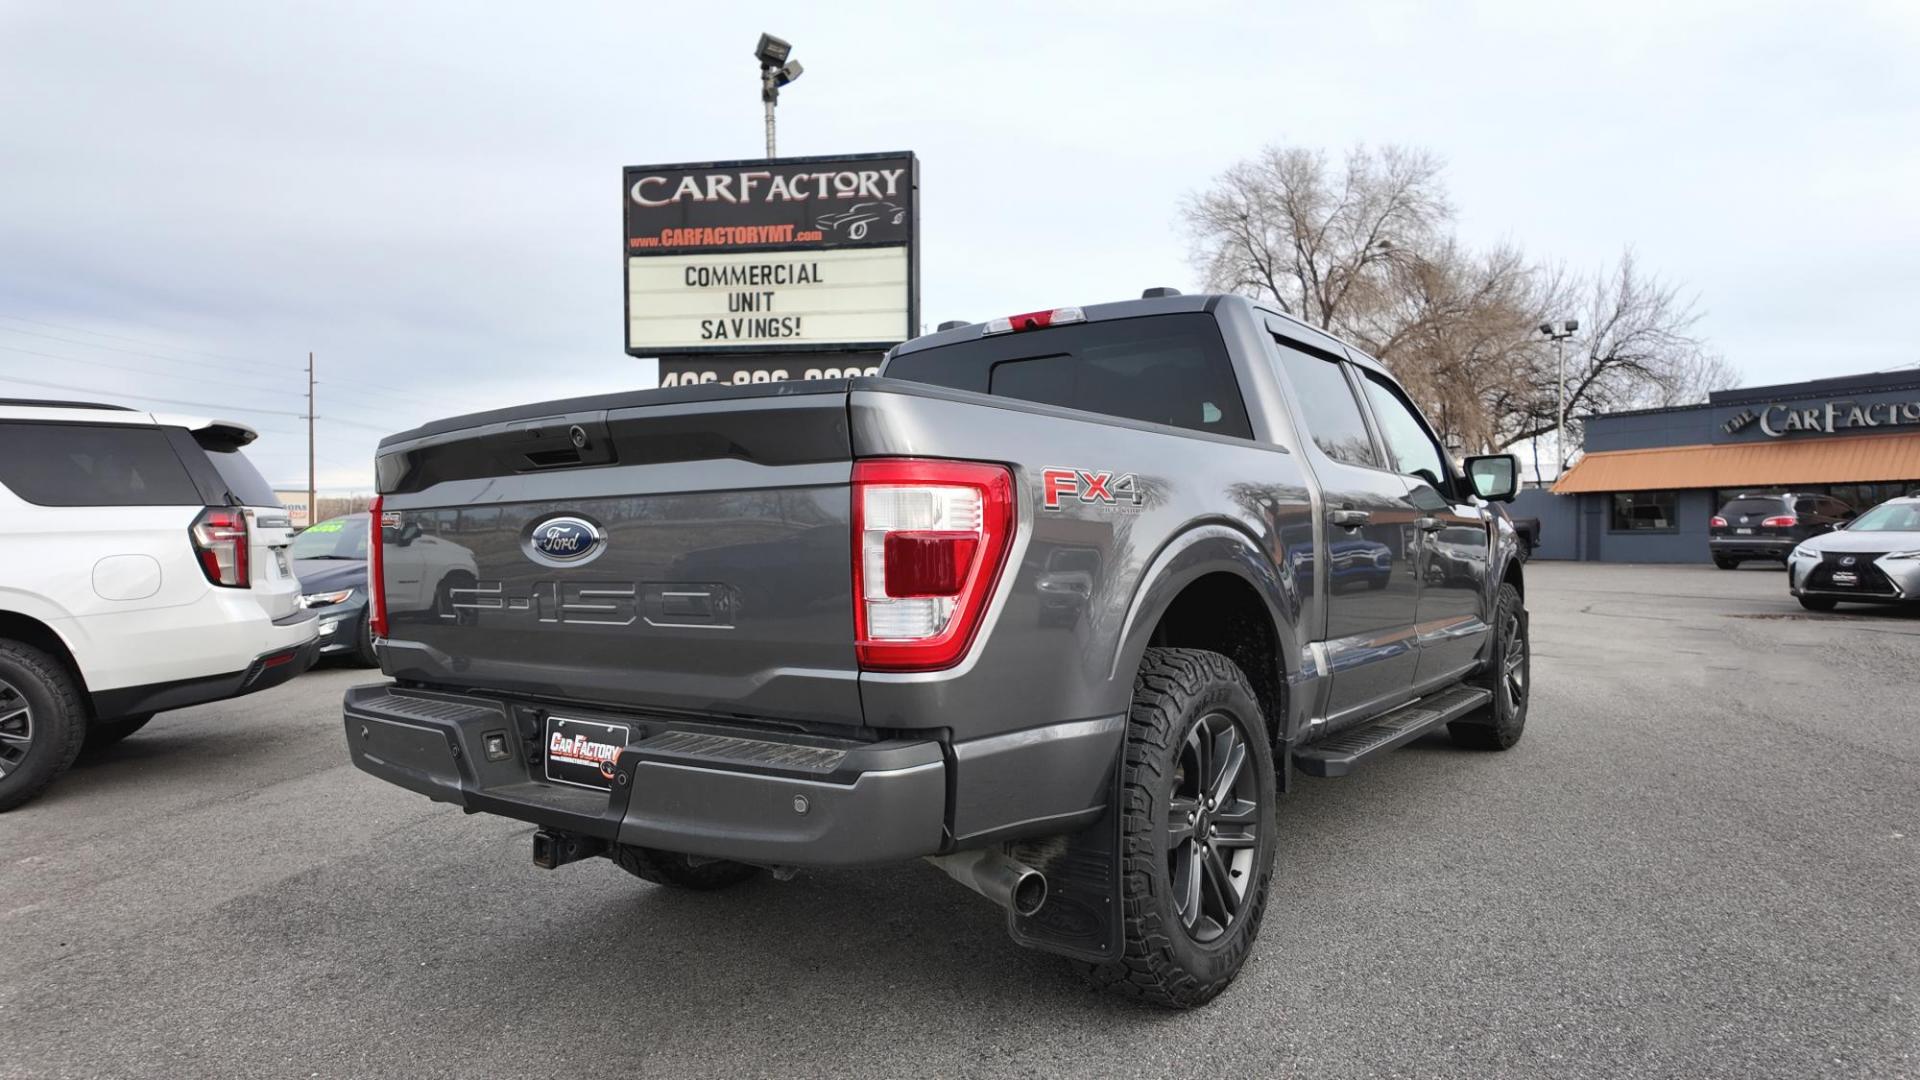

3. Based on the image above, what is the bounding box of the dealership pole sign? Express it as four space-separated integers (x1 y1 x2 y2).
623 151 918 384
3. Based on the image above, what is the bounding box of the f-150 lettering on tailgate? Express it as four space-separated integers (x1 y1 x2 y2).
445 581 737 628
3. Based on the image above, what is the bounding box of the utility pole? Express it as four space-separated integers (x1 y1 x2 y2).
306 351 315 529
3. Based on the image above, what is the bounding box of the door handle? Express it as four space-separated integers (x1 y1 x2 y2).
1416 516 1448 532
1329 509 1370 528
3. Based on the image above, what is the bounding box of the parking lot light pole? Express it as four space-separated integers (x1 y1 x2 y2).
1538 319 1580 473
755 33 803 158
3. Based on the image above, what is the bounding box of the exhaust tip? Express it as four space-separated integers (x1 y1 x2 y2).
1011 870 1047 917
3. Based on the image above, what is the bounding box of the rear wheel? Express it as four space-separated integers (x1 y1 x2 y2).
1797 595 1838 612
1076 647 1277 1009
1713 555 1740 570
611 845 761 890
83 712 154 752
0 641 87 812
1450 582 1528 751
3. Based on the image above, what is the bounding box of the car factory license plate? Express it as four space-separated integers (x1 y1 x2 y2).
1831 571 1859 587
544 716 631 790
1735 528 1753 535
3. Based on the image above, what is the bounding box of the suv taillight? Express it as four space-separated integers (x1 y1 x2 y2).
1762 514 1797 527
1710 516 1728 528
368 495 389 639
190 507 249 588
852 458 1014 671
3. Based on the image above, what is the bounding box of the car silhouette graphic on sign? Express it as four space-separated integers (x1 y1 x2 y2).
814 200 906 241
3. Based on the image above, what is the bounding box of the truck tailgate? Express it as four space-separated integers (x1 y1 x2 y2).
372 385 860 726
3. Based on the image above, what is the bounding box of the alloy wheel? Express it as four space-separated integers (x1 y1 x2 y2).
0 678 32 778
1502 608 1527 714
1167 710 1263 944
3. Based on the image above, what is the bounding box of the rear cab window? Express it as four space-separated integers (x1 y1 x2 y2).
0 422 202 506
883 314 1253 439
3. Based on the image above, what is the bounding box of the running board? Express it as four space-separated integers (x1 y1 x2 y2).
1293 685 1492 777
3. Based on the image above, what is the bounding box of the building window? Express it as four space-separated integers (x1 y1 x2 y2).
1827 482 1920 513
1610 491 1678 532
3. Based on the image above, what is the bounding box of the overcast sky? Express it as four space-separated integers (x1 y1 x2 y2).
3 0 1917 492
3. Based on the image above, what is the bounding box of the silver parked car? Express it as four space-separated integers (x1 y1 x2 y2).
1786 493 1920 612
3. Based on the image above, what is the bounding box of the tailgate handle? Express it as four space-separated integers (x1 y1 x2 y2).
509 415 615 471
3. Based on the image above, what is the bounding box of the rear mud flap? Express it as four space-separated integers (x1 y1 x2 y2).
1005 763 1122 963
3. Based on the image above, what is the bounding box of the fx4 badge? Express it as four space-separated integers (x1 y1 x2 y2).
1041 468 1143 512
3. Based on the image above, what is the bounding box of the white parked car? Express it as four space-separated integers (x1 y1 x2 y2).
0 399 321 810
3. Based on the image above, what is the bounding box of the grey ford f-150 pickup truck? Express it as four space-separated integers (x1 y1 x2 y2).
344 292 1530 1007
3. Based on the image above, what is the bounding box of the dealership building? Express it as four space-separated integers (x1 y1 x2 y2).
1516 368 1920 562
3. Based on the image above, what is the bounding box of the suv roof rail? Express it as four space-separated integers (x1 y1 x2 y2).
0 397 135 411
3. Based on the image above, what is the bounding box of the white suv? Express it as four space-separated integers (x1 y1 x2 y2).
0 399 321 810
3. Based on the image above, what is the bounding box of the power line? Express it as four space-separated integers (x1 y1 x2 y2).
0 343 302 399
319 415 405 434
0 314 299 370
0 374 307 417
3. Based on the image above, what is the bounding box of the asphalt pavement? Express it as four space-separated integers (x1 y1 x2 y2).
2 562 1915 1079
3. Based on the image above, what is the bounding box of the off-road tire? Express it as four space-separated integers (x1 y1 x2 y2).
1713 555 1740 570
0 640 88 812
83 712 154 753
1075 647 1278 1009
1797 595 1837 612
1451 582 1529 750
611 844 761 890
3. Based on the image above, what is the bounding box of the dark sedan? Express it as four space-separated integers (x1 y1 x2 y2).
291 512 376 667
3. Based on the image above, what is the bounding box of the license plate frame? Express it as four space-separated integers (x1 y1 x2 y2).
543 716 632 790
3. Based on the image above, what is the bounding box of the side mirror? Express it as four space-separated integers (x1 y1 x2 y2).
1463 454 1520 502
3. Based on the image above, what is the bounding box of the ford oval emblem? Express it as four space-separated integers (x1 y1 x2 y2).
527 516 603 565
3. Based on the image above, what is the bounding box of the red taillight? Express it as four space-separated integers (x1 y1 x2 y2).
852 458 1015 671
1762 515 1797 527
1710 516 1728 528
189 507 249 588
982 306 1086 335
368 495 389 639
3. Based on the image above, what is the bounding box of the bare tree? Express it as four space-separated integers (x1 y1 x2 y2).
1183 145 1450 335
1184 145 1737 463
1512 251 1735 465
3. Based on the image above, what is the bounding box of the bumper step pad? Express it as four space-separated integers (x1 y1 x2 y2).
1293 684 1491 777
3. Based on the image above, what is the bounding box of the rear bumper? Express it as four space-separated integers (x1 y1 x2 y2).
342 684 948 867
91 636 321 720
1710 537 1793 559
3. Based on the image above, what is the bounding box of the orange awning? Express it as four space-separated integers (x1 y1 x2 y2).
1552 432 1920 493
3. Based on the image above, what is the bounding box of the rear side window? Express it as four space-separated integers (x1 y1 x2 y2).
1272 343 1378 467
883 314 1253 438
0 422 201 506
197 442 281 508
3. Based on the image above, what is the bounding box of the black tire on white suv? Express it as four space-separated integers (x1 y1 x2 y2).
0 641 89 812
